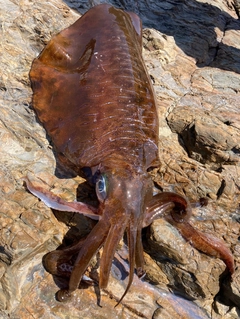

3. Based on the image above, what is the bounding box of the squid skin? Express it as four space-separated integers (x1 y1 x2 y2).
28 4 234 304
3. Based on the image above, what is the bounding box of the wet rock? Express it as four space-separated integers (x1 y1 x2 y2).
0 0 239 318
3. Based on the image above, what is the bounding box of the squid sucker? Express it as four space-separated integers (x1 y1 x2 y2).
27 3 234 305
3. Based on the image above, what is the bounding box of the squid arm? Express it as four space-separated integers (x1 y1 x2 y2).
144 192 235 275
23 177 100 220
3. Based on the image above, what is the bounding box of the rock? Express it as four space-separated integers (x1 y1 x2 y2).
234 0 240 16
147 219 225 300
0 0 239 318
167 106 240 169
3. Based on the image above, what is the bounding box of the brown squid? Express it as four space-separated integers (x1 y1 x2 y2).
26 4 234 304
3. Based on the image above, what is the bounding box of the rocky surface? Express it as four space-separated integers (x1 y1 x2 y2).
0 0 240 318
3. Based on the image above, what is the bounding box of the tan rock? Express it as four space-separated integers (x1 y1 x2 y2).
0 0 239 318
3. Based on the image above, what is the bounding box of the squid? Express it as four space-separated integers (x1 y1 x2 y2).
26 4 234 304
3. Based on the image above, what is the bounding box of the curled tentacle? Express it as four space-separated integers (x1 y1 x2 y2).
43 238 85 276
145 192 235 275
143 192 192 227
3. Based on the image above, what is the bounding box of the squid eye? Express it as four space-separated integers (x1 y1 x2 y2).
96 174 108 202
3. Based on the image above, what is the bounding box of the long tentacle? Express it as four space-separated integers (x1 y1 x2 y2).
170 220 235 275
135 228 145 277
99 219 128 288
145 192 234 274
115 226 137 306
69 219 110 291
56 218 110 301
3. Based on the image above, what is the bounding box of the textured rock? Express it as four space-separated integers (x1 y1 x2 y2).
0 0 239 318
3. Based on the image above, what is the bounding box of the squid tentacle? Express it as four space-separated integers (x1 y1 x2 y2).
56 218 110 301
143 192 191 227
172 221 235 275
43 238 85 276
24 177 100 219
115 226 137 306
145 192 235 275
135 227 145 276
99 219 128 289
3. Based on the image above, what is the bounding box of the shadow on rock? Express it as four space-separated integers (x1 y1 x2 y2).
64 0 240 73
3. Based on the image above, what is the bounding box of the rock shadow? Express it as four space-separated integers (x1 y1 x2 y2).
63 0 240 73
